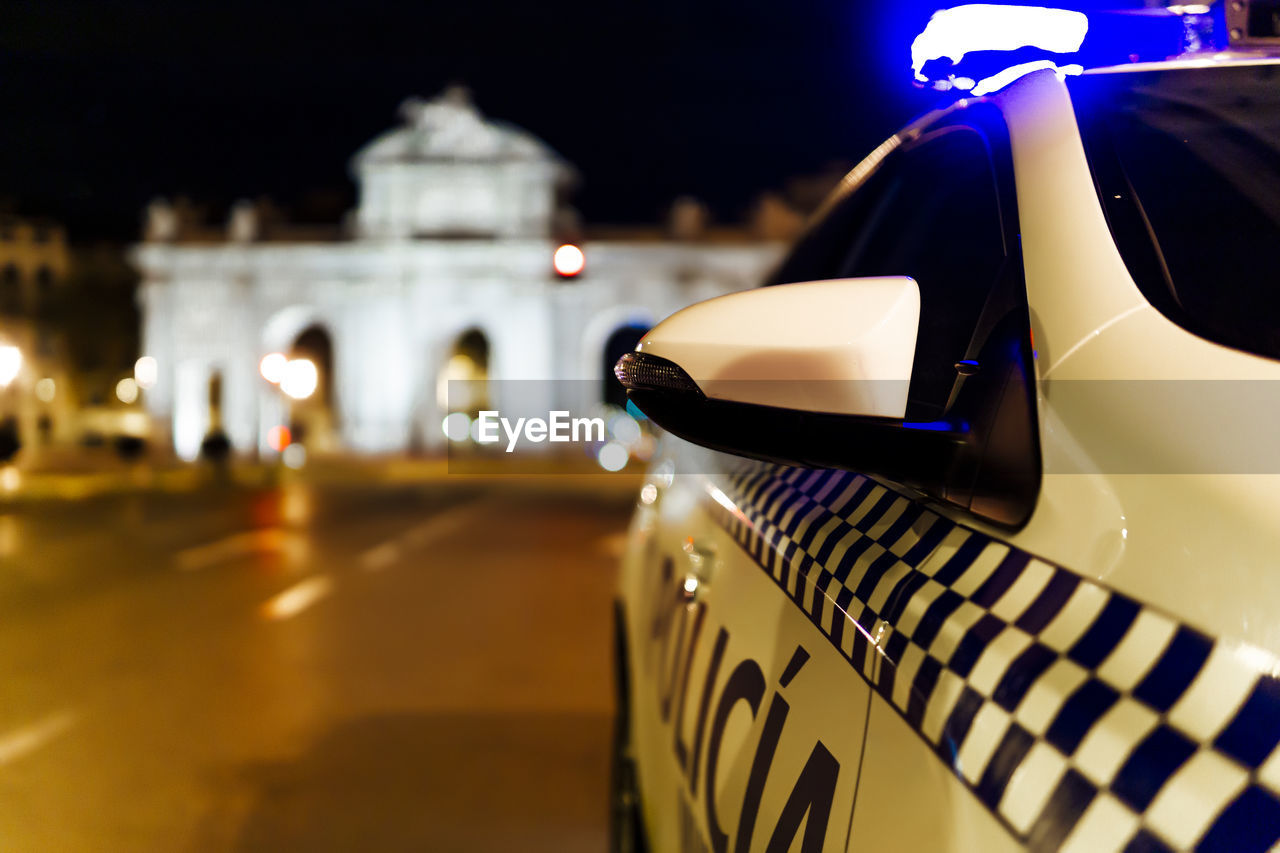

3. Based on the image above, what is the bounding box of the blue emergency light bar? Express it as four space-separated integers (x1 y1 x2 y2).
911 2 1229 95
911 5 1088 94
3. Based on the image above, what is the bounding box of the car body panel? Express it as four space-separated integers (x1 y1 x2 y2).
979 69 1280 656
618 57 1280 853
621 447 872 852
648 457 1280 851
850 694 1025 853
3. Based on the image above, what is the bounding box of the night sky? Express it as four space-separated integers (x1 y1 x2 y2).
0 0 1125 243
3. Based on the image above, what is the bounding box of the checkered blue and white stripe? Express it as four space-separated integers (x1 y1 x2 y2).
704 464 1280 853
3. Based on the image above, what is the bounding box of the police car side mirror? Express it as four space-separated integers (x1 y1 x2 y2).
615 278 968 488
619 277 920 417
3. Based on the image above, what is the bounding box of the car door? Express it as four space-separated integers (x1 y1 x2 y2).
619 103 1029 852
621 439 875 853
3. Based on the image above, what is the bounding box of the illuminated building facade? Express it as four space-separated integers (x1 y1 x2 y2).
132 88 784 459
0 218 79 448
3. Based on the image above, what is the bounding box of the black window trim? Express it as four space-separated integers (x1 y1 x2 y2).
759 100 1043 527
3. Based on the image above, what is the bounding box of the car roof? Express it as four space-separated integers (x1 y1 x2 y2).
1085 51 1280 75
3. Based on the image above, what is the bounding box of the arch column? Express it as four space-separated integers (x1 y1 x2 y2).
172 360 211 462
335 302 416 452
221 351 260 454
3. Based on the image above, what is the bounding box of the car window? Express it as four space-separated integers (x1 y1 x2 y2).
770 125 1008 419
1072 64 1280 361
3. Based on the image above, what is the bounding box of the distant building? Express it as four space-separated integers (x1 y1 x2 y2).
0 217 79 449
0 218 70 312
131 88 786 459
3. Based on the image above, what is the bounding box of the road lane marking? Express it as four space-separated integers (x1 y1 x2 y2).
359 541 401 572
0 710 78 766
175 528 305 571
357 500 491 572
401 501 490 547
261 574 334 621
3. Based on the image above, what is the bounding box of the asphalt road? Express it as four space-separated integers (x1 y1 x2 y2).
0 479 634 851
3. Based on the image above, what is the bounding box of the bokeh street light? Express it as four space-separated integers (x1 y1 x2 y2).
442 411 471 442
0 346 22 388
259 352 288 384
116 377 139 405
597 440 629 472
282 443 306 469
267 424 292 452
134 356 158 389
280 358 318 400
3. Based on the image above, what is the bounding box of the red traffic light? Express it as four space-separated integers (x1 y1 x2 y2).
553 244 585 277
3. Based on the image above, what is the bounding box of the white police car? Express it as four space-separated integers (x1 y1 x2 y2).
612 4 1280 851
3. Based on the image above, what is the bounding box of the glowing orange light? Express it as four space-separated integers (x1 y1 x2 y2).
268 425 292 452
553 244 585 277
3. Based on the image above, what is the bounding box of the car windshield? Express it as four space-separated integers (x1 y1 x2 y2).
1071 63 1280 361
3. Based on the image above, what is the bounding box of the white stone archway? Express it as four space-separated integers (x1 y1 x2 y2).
261 305 329 354
257 306 338 456
579 306 655 384
131 91 786 461
420 323 500 451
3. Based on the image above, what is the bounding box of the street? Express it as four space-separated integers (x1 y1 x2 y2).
0 478 634 851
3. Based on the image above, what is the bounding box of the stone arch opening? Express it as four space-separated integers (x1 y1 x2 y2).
0 264 20 314
288 324 338 451
602 324 648 408
438 327 491 417
208 370 224 430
